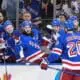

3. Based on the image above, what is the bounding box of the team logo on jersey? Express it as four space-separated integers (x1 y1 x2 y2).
29 41 40 49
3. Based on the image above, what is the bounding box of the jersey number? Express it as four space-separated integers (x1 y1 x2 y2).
67 41 80 57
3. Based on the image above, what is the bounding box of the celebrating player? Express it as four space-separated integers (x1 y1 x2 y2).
41 19 80 80
7 20 47 64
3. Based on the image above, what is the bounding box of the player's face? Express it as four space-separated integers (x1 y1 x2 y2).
5 25 14 34
53 26 60 32
22 13 31 21
59 16 66 22
74 20 79 28
0 13 4 23
24 26 31 34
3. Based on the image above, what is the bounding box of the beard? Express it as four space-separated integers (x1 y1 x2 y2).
22 30 34 37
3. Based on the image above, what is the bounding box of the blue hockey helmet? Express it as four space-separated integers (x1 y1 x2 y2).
12 30 21 37
20 20 32 28
3 20 13 29
69 16 78 21
51 19 60 27
65 20 74 30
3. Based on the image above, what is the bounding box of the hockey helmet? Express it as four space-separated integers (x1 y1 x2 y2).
65 20 74 30
69 16 78 21
20 20 32 28
12 30 21 37
3 20 13 29
51 19 60 27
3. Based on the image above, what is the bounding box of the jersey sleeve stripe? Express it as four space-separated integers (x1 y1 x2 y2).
62 59 80 70
51 48 62 55
26 50 45 62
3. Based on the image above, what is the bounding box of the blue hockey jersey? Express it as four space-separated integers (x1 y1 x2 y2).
32 28 42 46
19 34 45 62
48 31 80 70
7 33 45 63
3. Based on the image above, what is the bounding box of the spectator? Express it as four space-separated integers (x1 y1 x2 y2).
21 11 32 21
0 9 7 25
24 0 42 26
62 1 73 17
19 0 25 13
1 0 16 20
71 0 79 15
41 0 53 19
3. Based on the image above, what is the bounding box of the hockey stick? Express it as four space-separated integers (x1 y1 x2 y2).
3 49 8 79
2 48 10 80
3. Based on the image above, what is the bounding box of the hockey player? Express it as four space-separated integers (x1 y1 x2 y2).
51 18 66 36
41 20 80 80
20 20 42 46
6 30 21 63
43 19 65 49
3 20 14 40
2 20 20 63
20 11 43 44
41 19 61 54
69 16 79 31
0 24 15 63
0 24 6 63
58 12 68 30
8 21 47 64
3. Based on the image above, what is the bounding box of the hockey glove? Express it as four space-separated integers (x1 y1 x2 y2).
40 58 48 70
